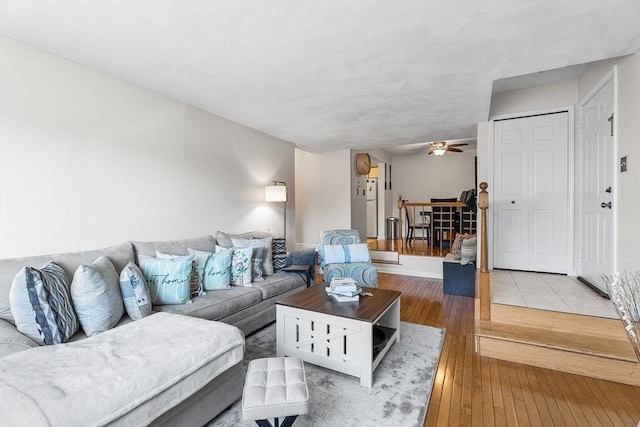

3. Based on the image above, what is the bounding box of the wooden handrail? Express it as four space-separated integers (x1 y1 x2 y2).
398 197 468 250
478 182 490 321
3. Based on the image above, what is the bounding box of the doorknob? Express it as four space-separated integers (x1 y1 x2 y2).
601 202 612 209
605 186 612 193
511 200 515 204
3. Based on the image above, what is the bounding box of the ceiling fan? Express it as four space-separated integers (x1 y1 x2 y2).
428 140 468 156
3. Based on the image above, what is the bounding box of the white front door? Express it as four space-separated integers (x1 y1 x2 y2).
577 76 614 293
493 112 569 273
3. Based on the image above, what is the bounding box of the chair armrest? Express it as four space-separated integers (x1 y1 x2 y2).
285 249 318 281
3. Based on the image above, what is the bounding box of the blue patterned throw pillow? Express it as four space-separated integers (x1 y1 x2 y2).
119 261 152 320
9 262 79 345
188 248 232 290
138 254 194 305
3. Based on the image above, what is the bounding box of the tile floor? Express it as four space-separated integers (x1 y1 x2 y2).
490 270 619 319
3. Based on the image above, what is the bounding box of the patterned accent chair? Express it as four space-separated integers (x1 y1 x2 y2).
318 230 378 288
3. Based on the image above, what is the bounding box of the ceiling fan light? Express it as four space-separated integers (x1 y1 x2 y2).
433 148 447 156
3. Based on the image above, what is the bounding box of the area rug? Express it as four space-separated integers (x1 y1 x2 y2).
208 321 445 427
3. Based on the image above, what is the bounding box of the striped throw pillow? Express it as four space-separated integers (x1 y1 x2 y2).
9 262 79 345
317 244 371 267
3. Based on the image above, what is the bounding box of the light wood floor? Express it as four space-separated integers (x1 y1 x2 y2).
376 272 640 427
367 238 449 257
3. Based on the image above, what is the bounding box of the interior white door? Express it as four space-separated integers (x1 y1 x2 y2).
493 112 569 273
577 77 614 293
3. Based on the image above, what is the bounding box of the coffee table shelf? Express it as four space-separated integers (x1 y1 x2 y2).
276 285 401 388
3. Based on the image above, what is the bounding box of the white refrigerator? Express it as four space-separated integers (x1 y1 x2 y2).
366 179 377 238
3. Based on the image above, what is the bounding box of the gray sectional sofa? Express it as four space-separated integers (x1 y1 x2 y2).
0 233 311 426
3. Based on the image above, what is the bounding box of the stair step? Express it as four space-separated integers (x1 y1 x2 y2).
475 321 636 362
490 303 626 340
475 321 640 386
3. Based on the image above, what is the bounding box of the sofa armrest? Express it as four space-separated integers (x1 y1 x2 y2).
285 249 318 282
0 318 39 358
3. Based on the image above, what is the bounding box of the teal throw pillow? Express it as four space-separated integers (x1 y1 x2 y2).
188 247 232 290
119 261 152 320
71 255 124 336
139 254 194 305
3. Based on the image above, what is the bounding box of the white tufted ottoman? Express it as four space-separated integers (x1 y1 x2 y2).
242 357 309 427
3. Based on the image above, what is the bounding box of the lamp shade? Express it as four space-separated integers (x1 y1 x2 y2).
265 185 287 202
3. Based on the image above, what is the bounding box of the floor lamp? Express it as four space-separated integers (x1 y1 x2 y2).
265 181 287 239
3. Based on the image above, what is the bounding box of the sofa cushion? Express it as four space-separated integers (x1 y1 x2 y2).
0 242 135 325
0 318 39 358
9 262 79 345
231 236 274 276
154 287 263 320
119 262 152 320
131 235 217 261
250 271 306 300
215 230 272 248
323 263 378 288
188 248 232 291
71 255 124 336
0 312 244 427
139 255 194 305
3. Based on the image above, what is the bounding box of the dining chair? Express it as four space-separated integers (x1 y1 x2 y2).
404 204 430 244
430 197 459 248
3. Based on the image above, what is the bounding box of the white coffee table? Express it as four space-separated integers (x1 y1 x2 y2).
276 285 401 388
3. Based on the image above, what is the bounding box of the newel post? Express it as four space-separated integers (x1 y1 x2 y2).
478 182 491 321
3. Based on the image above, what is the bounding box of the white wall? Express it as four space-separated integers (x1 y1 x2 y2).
0 37 296 258
294 148 351 248
490 80 578 117
391 151 477 234
578 53 640 273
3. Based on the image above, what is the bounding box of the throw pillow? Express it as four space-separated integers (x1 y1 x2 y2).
9 262 79 345
71 255 125 336
119 261 152 320
317 243 371 267
460 235 478 265
451 233 469 260
272 237 287 271
251 246 265 282
218 245 252 286
231 236 274 276
156 250 202 297
138 254 194 305
188 248 232 290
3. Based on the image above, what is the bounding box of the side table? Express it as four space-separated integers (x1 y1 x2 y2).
281 264 312 287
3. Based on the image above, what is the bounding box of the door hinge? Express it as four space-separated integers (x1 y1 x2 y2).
608 113 614 136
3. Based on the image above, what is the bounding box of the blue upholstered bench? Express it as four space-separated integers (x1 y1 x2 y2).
442 254 476 297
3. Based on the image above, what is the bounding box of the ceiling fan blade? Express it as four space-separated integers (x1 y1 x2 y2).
447 147 464 152
428 150 434 155
446 143 469 147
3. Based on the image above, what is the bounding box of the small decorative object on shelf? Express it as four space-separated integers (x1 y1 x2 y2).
606 271 640 362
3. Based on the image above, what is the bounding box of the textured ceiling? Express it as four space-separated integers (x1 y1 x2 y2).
1 1 639 153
